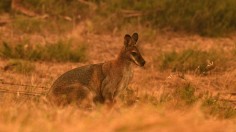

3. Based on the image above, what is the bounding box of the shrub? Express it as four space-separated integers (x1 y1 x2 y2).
159 49 225 74
22 0 89 18
3 0 236 36
174 83 198 105
12 15 73 34
42 40 86 62
4 59 35 74
0 0 11 13
92 0 236 36
202 93 236 119
0 40 86 62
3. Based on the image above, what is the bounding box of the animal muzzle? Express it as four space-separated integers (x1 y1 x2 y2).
130 55 146 67
140 59 146 67
136 56 146 67
139 58 146 67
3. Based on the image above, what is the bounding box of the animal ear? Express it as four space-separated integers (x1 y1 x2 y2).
132 33 138 42
124 34 131 47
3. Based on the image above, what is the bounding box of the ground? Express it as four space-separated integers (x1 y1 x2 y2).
0 21 236 131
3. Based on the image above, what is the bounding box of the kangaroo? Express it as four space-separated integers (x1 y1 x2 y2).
47 33 145 107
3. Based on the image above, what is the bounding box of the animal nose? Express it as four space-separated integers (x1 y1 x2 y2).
141 60 146 66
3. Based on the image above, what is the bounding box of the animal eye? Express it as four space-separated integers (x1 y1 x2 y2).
131 52 137 56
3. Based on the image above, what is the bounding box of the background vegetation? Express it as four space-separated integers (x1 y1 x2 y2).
0 0 236 131
0 40 86 62
1 0 236 36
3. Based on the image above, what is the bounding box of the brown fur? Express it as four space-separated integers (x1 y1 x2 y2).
47 33 145 107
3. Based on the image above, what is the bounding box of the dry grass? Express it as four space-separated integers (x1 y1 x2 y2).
0 102 235 132
1 23 236 131
3 59 35 74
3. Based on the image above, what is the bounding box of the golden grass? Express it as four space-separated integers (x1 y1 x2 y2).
0 102 235 132
0 24 236 131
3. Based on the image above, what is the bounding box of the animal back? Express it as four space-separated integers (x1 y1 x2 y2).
51 64 104 89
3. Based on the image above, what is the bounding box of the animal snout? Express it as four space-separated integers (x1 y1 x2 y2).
140 60 146 67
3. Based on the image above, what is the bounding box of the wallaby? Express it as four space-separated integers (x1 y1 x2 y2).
47 33 146 107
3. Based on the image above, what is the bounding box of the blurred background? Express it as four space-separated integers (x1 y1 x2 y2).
1 0 236 36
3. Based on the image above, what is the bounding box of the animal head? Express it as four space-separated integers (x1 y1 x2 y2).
123 33 146 67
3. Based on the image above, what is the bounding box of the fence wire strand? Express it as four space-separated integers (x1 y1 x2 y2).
0 79 49 96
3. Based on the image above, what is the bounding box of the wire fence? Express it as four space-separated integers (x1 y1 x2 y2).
0 79 49 96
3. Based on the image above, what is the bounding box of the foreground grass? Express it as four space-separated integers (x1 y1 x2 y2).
0 97 235 132
138 83 236 119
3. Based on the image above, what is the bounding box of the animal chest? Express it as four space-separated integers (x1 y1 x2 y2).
116 67 133 93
